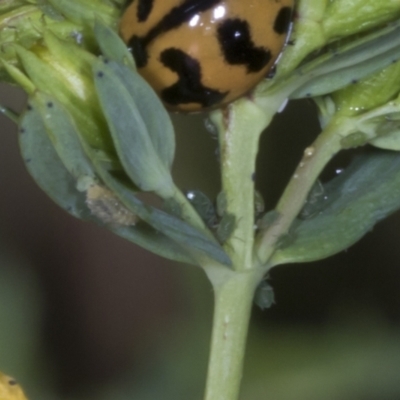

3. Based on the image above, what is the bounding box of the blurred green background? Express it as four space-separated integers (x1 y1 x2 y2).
1 82 400 400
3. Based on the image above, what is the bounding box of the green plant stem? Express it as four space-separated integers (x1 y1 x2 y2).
211 100 271 270
203 267 263 400
255 117 344 265
201 100 274 400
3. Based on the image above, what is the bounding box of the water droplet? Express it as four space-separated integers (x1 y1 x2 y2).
186 190 217 228
254 190 265 216
204 118 218 139
304 146 315 157
186 191 196 200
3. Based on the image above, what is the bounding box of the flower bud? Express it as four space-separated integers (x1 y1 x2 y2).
332 62 400 117
10 33 113 151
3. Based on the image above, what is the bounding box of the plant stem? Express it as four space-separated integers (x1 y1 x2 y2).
203 268 263 400
201 99 274 400
255 117 343 264
210 100 271 270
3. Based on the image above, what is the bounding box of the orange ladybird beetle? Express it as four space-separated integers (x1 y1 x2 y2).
120 0 294 112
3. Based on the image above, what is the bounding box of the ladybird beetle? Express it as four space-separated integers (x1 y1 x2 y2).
120 0 293 112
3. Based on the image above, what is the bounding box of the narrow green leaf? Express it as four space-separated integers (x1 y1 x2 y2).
93 59 175 198
0 105 19 123
92 163 231 266
104 60 175 169
18 101 194 264
148 209 231 266
111 224 194 264
94 21 136 69
272 151 400 265
18 104 88 218
289 21 400 99
30 92 96 190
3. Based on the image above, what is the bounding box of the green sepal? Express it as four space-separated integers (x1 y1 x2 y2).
93 58 175 198
272 151 400 265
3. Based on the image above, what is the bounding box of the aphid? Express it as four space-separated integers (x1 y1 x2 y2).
86 185 138 226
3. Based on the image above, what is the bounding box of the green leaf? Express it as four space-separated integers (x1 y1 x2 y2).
18 102 88 218
0 105 19 123
104 60 175 170
93 59 175 198
289 21 400 99
272 151 400 265
18 100 193 264
94 20 136 70
110 224 194 264
92 165 231 266
30 92 97 191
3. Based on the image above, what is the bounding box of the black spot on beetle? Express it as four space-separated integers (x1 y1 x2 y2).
129 0 220 67
47 102 53 108
137 0 154 22
274 7 292 35
20 127 25 134
217 19 272 73
8 379 17 386
27 104 32 111
97 71 104 78
160 48 228 108
130 35 148 68
25 158 32 163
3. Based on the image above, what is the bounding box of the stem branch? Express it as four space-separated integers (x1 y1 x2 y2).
255 118 344 264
